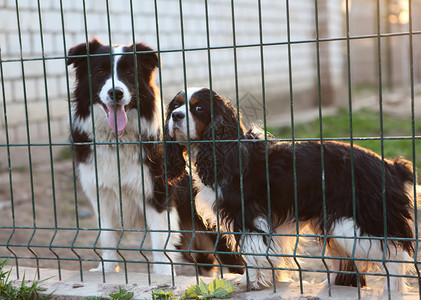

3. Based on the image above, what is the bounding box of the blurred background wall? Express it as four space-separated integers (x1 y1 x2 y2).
0 0 420 164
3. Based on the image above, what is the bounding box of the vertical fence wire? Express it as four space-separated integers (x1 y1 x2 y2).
285 0 304 295
313 2 331 296
229 0 250 286
204 0 225 277
344 0 362 299
104 0 128 284
35 0 61 281
58 0 84 282
13 0 40 280
132 0 152 283
202 7 223 289
177 0 195 286
0 47 20 279
80 0 106 283
408 0 421 294
256 0 276 291
375 1 391 298
153 2 176 285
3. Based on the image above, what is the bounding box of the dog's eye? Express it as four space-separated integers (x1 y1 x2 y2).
125 70 134 75
173 103 179 109
96 69 105 76
195 106 203 112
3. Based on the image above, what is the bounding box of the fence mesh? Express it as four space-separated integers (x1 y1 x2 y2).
0 0 420 299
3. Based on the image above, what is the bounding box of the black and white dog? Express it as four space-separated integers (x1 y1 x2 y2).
164 87 414 290
68 38 179 275
68 40 243 276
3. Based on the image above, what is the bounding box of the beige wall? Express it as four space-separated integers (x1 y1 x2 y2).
349 0 421 90
8 1 418 166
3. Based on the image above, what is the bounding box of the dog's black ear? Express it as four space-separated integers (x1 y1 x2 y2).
196 92 246 187
133 43 159 82
164 100 186 181
67 37 102 67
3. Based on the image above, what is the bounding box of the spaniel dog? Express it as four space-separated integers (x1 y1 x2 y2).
164 87 414 291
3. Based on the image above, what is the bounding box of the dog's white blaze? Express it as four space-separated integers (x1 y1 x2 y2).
186 87 205 100
168 103 197 140
99 46 131 106
168 87 207 140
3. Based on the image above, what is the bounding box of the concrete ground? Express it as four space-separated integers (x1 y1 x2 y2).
6 266 420 300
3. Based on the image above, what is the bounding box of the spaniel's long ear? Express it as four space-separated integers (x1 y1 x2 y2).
196 93 246 187
164 107 186 181
67 37 102 68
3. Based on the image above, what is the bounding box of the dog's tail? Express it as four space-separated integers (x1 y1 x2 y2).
389 158 416 257
393 158 414 185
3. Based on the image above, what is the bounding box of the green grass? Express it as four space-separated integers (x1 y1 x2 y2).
269 108 421 177
0 258 53 299
84 286 134 300
109 286 134 300
56 146 72 161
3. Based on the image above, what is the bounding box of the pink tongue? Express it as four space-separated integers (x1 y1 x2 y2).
107 104 127 132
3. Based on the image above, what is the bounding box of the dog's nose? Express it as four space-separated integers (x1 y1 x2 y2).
108 88 124 101
172 111 185 122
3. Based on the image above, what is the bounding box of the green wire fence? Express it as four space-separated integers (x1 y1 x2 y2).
0 0 420 299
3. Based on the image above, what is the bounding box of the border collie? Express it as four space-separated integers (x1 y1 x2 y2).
68 40 243 276
164 87 414 290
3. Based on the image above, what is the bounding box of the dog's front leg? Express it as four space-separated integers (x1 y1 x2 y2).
232 217 286 290
145 204 181 275
87 190 120 273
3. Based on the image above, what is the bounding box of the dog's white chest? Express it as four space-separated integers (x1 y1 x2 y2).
78 143 153 201
193 172 222 229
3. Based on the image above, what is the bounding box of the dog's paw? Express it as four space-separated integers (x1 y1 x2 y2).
89 263 120 273
224 273 243 284
224 273 249 291
224 273 268 291
321 278 334 286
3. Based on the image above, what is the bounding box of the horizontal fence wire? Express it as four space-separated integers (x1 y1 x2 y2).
0 1 420 299
2 30 421 64
1 136 421 148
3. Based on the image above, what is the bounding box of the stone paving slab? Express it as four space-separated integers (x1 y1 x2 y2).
6 266 419 299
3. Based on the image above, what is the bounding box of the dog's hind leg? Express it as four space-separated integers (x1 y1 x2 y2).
378 249 411 292
334 260 367 287
331 218 410 291
230 217 289 290
324 240 367 287
145 204 181 275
